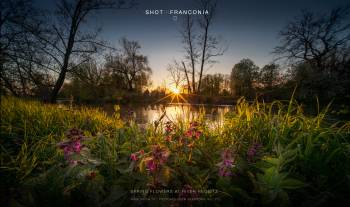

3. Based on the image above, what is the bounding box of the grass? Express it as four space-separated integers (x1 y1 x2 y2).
0 96 349 207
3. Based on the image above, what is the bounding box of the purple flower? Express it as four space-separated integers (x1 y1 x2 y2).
72 141 82 153
58 128 87 164
218 166 232 177
217 149 235 177
247 143 262 162
151 145 169 164
146 159 157 172
223 159 234 167
141 145 170 174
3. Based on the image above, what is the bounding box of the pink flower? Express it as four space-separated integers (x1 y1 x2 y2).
139 149 145 155
184 122 202 140
130 153 138 161
57 128 88 164
165 121 173 133
146 159 157 172
217 149 235 177
218 166 232 177
72 141 82 153
152 145 169 163
195 131 202 139
185 130 193 137
223 159 234 167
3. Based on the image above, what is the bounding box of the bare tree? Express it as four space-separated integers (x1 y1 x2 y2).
181 15 198 93
273 7 350 72
197 0 224 92
181 61 192 93
273 7 350 98
167 60 185 89
0 0 47 96
180 0 224 94
105 37 152 92
40 0 136 102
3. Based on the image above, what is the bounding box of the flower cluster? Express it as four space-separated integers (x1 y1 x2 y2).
130 149 145 161
165 121 173 133
185 122 202 139
247 142 263 162
217 149 235 177
58 128 86 164
144 145 170 173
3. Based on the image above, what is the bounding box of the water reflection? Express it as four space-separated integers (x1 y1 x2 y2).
102 103 234 124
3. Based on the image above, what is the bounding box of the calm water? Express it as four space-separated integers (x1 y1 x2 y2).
102 103 234 125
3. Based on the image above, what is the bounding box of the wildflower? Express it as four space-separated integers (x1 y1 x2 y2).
146 159 157 172
218 166 232 177
194 131 202 139
185 121 202 140
72 141 82 153
247 143 262 162
217 149 235 177
165 121 173 133
151 145 169 164
142 145 170 173
130 149 145 161
130 153 138 161
185 130 193 137
58 128 87 164
223 158 234 167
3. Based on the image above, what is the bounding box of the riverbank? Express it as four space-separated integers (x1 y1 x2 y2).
1 96 349 206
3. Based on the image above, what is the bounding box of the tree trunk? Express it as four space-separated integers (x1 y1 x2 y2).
186 15 196 94
182 61 191 93
50 15 78 103
197 25 209 94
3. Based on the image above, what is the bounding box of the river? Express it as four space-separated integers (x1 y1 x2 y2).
102 103 234 125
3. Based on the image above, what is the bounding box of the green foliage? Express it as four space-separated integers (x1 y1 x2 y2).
0 96 349 206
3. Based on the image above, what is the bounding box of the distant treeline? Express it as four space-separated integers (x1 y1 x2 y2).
1 0 349 105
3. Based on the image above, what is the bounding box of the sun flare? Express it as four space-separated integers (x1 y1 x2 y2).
171 87 180 95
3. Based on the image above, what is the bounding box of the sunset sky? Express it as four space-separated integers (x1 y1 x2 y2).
36 0 349 88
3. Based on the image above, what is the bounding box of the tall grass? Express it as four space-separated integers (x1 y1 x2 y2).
0 96 349 207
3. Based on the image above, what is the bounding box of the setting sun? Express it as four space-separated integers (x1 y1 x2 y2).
170 87 180 94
